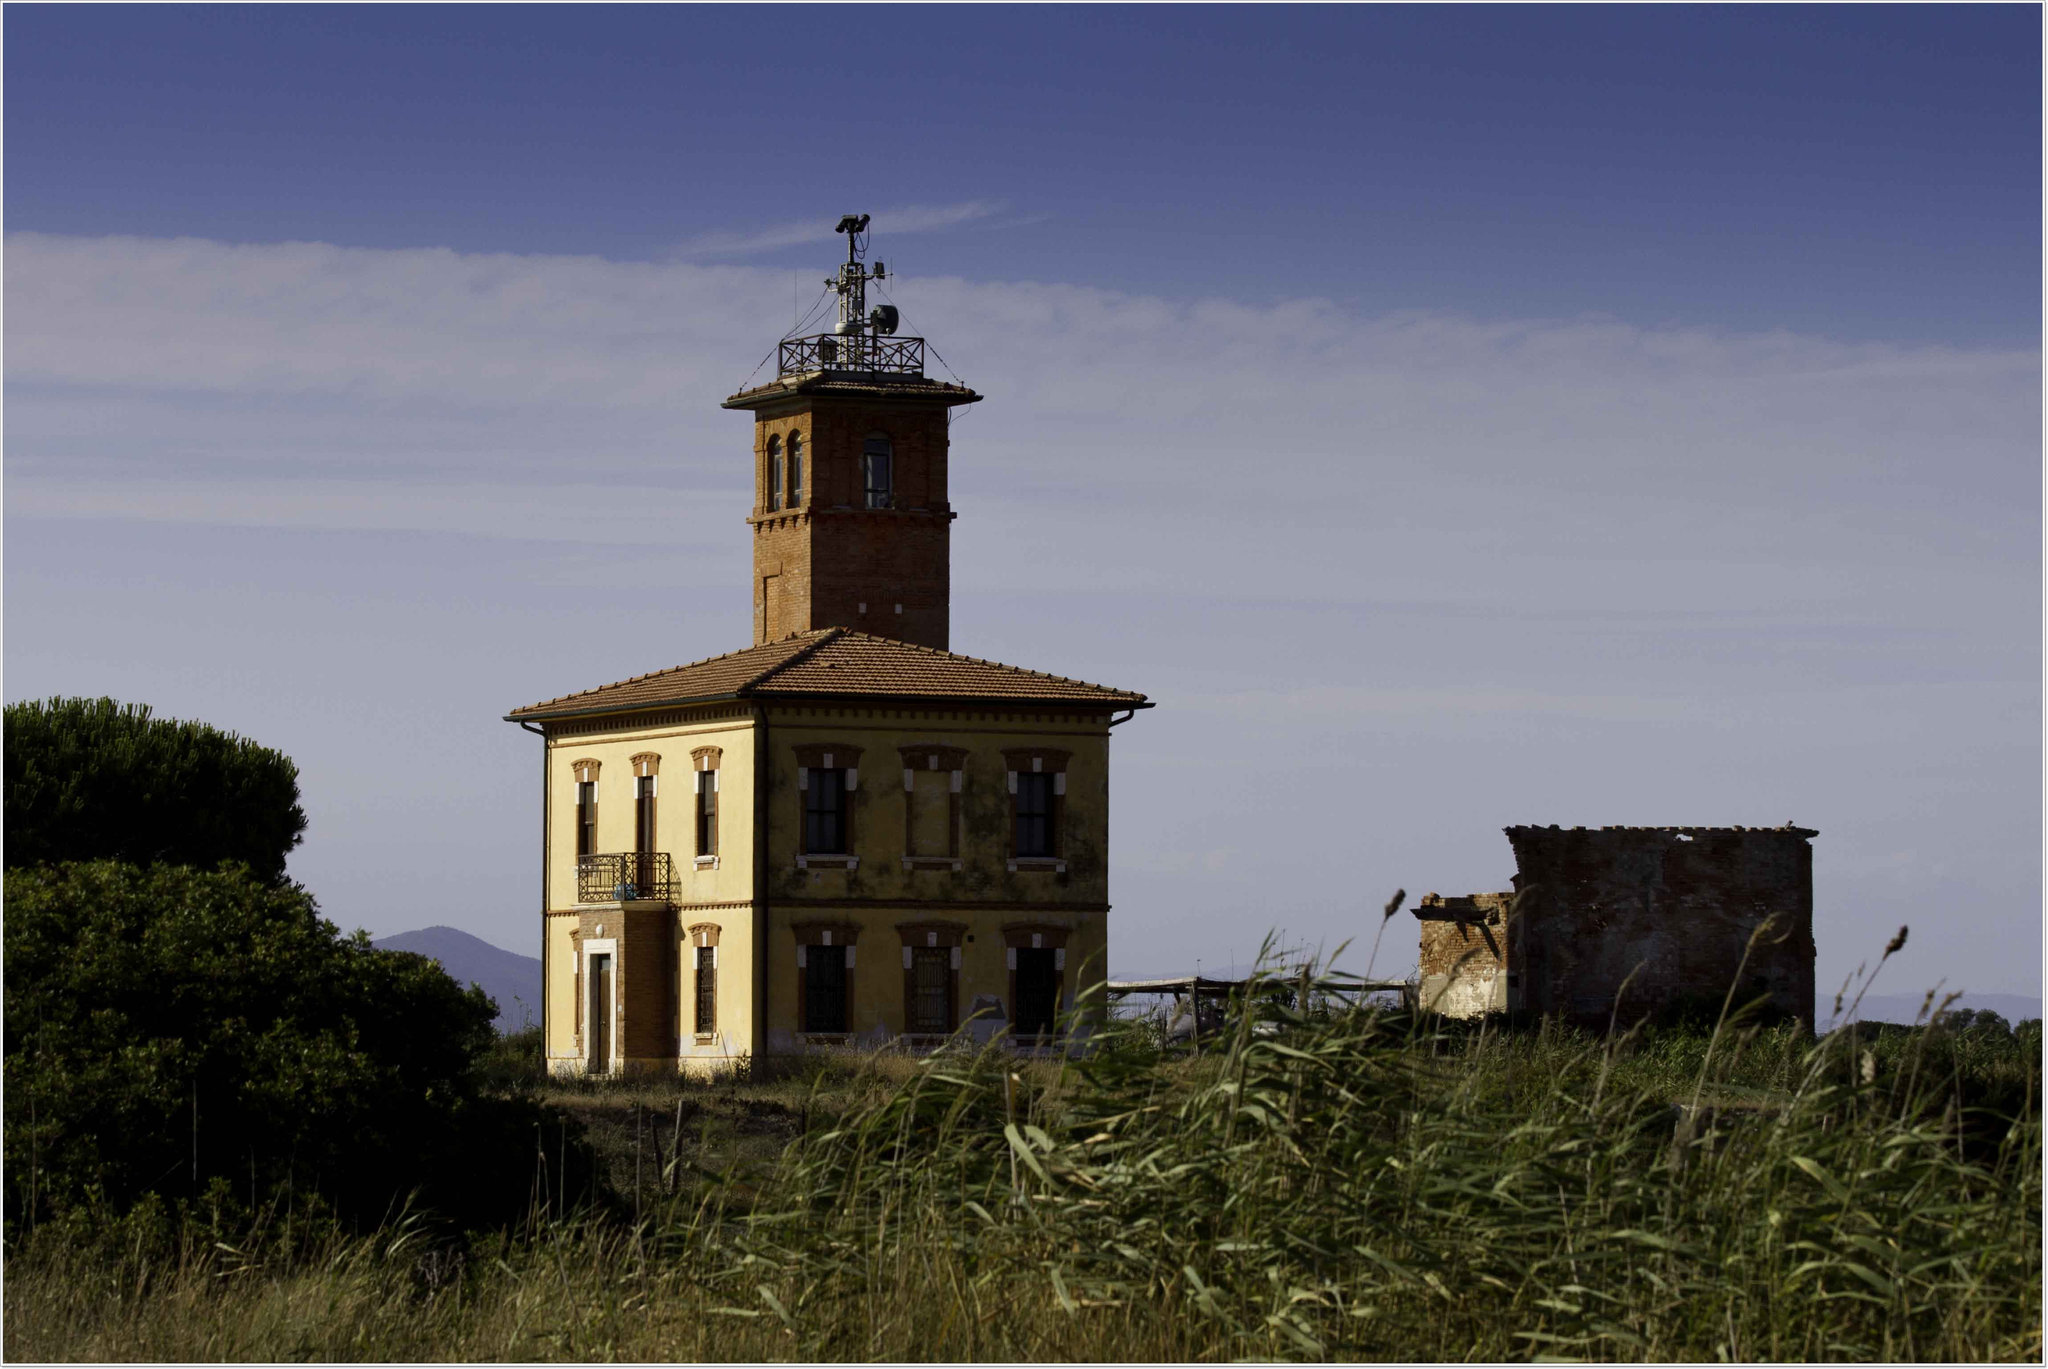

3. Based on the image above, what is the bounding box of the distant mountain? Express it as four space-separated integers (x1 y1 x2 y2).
373 926 540 1033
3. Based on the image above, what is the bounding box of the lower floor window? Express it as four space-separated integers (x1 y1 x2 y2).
1013 947 1059 1035
908 946 951 1034
806 944 849 1033
695 946 716 1034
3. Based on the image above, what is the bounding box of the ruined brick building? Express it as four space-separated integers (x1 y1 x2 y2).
1417 825 1817 1024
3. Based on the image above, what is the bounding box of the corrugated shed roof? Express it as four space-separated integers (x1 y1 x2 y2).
505 628 1147 721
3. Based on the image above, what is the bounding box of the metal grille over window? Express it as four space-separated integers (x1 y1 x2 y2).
695 945 716 1034
909 946 950 1034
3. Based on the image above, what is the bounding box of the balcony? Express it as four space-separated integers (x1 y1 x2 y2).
777 333 925 379
576 852 678 904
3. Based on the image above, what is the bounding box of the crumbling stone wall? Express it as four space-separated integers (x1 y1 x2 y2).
1416 893 1514 1016
1418 825 1817 1026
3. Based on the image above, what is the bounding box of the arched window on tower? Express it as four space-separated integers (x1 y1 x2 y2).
863 432 893 510
766 434 784 512
788 431 804 507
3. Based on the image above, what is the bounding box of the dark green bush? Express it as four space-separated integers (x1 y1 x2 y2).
5 697 307 884
4 861 599 1236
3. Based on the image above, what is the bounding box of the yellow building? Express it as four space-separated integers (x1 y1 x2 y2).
505 217 1150 1075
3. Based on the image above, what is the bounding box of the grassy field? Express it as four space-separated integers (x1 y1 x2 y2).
7 984 2039 1362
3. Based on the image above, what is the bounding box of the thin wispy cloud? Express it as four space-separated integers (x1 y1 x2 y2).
667 199 1006 259
4 230 2037 998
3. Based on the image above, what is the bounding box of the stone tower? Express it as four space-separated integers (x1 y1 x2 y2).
723 215 981 651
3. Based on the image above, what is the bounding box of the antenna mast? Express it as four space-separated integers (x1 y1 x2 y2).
769 215 914 379
831 213 872 341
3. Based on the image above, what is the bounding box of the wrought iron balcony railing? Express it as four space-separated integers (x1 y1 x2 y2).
576 852 678 904
778 333 925 379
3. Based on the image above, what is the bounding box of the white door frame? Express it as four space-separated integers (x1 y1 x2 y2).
582 937 619 1075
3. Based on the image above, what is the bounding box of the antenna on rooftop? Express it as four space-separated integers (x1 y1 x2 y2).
831 213 873 337
774 215 924 378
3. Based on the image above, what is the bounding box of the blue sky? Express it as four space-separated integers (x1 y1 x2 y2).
6 5 2040 1005
9 5 2037 341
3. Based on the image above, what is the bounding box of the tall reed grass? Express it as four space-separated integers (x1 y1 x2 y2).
8 965 2038 1362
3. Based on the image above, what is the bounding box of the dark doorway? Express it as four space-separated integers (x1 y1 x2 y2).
806 945 848 1034
1014 948 1059 1036
588 952 613 1074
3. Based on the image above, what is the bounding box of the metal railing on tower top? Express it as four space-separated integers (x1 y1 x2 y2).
777 333 926 379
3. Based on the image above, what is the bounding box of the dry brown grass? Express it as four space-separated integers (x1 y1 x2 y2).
7 996 2038 1363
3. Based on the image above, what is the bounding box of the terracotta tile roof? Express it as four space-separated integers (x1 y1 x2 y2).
506 628 1148 721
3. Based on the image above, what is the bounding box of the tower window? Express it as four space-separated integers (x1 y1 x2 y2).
767 434 784 512
788 432 804 506
863 433 893 510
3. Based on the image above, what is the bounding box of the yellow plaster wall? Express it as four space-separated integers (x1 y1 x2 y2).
544 915 579 1065
762 706 1113 906
759 704 1113 1050
538 701 1121 1069
545 712 757 910
760 904 1108 1050
542 709 759 1067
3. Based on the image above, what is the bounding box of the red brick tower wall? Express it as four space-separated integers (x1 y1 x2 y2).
747 397 957 650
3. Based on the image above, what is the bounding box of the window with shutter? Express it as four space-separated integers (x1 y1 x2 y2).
696 771 718 856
